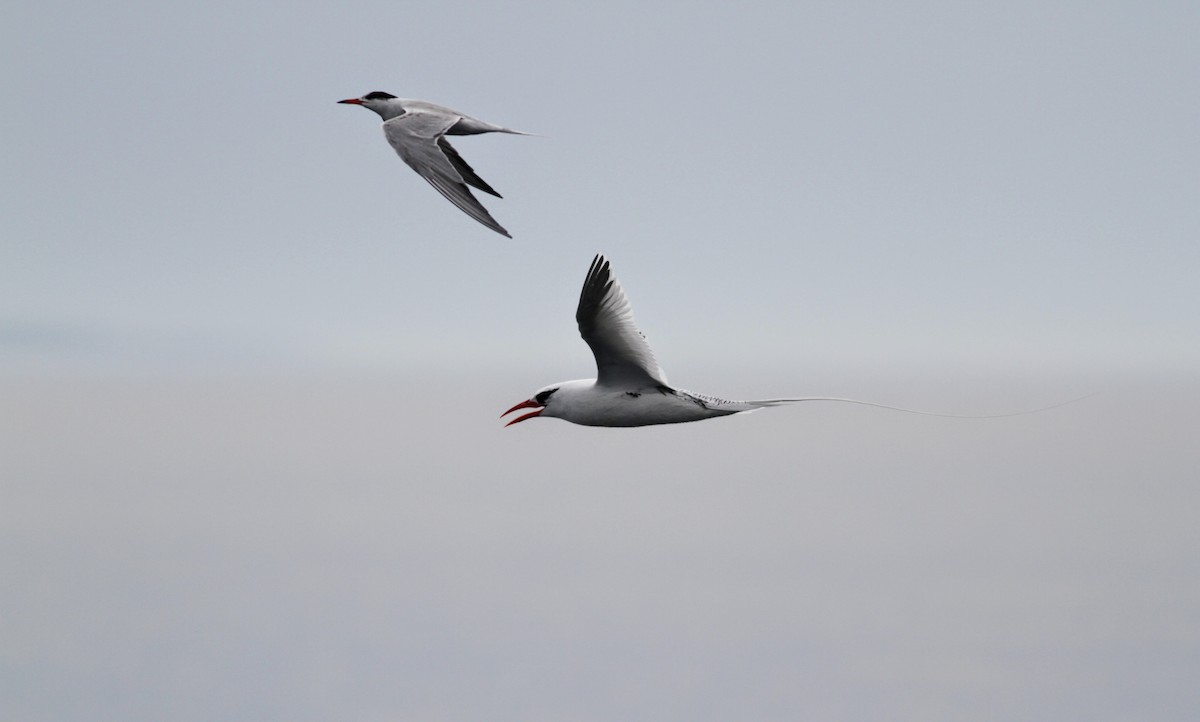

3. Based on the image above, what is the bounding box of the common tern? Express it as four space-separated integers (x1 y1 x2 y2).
338 91 528 238
503 254 1065 428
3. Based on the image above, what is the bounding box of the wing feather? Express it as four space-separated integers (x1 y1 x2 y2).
382 111 510 237
437 137 501 197
575 254 669 387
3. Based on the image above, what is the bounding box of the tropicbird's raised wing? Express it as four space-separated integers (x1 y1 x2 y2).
575 254 669 387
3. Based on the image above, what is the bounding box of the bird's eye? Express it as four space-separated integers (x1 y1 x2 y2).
535 388 558 405
362 91 396 101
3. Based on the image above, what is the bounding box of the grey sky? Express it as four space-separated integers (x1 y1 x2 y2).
2 1 1198 720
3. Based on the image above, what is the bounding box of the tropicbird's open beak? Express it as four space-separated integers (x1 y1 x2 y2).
501 399 543 427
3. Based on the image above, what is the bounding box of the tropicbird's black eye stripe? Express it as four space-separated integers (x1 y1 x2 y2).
535 388 558 405
362 91 397 100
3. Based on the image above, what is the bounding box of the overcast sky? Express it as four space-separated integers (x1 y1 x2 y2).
2 1 1198 721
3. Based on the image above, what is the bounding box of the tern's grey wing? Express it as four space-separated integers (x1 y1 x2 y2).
575 254 669 387
382 111 510 237
437 137 501 197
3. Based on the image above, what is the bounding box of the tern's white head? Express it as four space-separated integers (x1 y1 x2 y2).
337 91 405 120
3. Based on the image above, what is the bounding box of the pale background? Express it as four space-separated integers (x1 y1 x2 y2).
2 1 1198 720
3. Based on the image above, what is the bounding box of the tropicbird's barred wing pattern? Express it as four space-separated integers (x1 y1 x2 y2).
575 254 669 387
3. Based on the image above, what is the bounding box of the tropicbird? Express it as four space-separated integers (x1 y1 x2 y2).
338 91 528 238
502 254 1058 428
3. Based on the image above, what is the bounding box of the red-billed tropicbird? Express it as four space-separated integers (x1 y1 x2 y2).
502 254 1056 428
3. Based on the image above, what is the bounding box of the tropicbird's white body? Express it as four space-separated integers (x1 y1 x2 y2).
524 379 796 427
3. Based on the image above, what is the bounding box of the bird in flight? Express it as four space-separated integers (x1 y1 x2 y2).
502 254 1061 428
503 254 811 427
338 91 529 237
